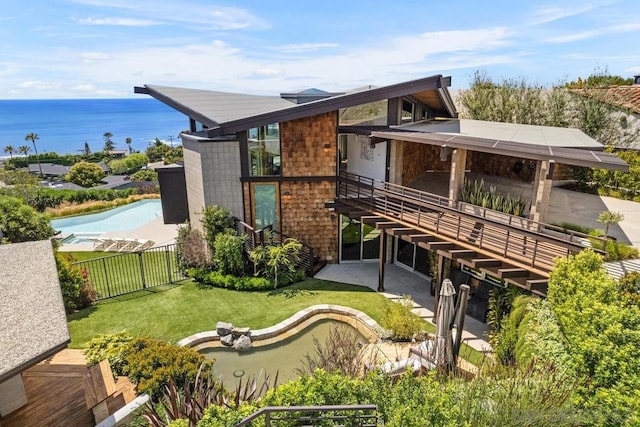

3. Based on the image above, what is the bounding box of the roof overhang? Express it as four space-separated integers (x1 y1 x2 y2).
371 130 629 171
135 74 455 137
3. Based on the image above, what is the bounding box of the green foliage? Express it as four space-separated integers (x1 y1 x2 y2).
597 210 624 237
0 186 137 212
589 237 639 261
198 403 260 427
0 169 38 186
130 169 158 182
6 151 105 168
55 251 96 312
190 269 272 291
486 284 527 347
145 139 180 163
619 271 640 306
493 295 534 365
121 337 213 399
556 221 594 235
84 332 133 377
164 146 184 165
201 205 235 256
108 153 148 175
213 232 245 276
381 296 424 340
548 250 640 425
176 224 211 270
249 238 303 288
66 161 106 187
0 195 54 242
460 178 527 216
167 419 189 427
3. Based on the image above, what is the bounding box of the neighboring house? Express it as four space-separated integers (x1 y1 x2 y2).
136 74 627 303
26 162 70 177
570 75 640 150
0 240 70 417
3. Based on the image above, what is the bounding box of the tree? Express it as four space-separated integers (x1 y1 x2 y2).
125 137 132 154
65 161 105 187
145 139 171 162
3 145 14 159
103 132 115 152
18 145 31 157
108 153 148 175
201 205 235 256
0 195 54 243
25 132 43 178
597 210 624 238
82 142 91 157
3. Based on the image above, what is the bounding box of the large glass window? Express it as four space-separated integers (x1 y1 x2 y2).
248 124 281 176
252 183 279 230
339 100 388 126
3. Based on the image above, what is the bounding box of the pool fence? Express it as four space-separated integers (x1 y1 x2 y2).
73 244 186 300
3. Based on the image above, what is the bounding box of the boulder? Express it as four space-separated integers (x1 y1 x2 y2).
220 334 234 347
216 321 234 336
232 327 251 338
233 335 253 351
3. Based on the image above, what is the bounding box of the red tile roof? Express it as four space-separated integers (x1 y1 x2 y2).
572 86 640 114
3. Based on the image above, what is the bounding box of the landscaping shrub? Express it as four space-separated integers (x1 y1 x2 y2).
85 332 134 377
108 153 148 175
0 195 54 243
121 337 213 399
486 283 527 347
249 238 303 288
66 161 105 187
460 178 528 216
131 169 158 182
493 295 534 365
0 187 137 211
176 224 211 270
589 237 639 261
619 271 640 306
380 296 424 341
55 252 96 312
201 205 235 255
213 232 246 276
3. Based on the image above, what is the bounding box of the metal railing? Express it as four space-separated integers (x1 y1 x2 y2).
236 404 379 426
338 171 603 274
73 244 185 300
235 219 316 276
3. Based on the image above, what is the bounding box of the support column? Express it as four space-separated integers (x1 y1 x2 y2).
434 254 445 316
377 230 387 292
529 160 552 223
388 140 403 185
448 148 467 202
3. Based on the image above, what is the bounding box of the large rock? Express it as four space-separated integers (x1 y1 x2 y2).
232 327 251 338
233 335 253 351
220 334 234 347
216 321 234 336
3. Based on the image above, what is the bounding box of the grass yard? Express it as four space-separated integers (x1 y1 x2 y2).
62 250 181 299
67 278 485 366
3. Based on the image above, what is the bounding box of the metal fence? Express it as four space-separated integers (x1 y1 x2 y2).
236 404 379 426
73 244 185 300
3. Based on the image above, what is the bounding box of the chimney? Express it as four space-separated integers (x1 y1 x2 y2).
634 75 640 85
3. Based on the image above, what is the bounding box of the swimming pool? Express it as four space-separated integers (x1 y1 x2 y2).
51 199 163 235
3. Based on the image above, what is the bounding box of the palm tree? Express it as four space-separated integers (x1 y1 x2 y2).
24 132 43 177
3 145 14 159
125 137 132 154
103 132 115 152
18 145 31 157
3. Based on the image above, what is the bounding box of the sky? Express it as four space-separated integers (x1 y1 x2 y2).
1 0 639 99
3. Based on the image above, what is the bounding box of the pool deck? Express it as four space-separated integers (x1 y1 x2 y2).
58 216 180 252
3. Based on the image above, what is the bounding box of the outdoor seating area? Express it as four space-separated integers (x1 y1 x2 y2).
93 238 155 252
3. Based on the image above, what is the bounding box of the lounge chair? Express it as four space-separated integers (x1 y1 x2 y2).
94 238 116 251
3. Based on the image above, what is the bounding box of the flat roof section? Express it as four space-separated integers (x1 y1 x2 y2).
0 240 70 382
371 130 629 171
399 119 604 149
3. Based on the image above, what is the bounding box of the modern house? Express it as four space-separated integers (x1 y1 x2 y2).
135 74 627 310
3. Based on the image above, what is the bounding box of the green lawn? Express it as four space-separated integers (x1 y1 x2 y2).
67 278 485 366
63 250 180 299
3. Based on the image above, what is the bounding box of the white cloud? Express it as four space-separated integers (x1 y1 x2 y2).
78 52 111 62
544 21 640 43
528 2 608 25
276 43 339 53
17 80 61 89
71 83 96 91
74 16 158 26
625 66 640 75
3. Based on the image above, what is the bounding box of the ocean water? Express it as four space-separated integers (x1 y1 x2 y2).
0 98 188 156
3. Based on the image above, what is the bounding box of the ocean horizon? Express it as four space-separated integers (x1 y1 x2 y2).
0 98 188 157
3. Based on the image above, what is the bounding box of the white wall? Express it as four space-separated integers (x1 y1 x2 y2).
345 134 387 182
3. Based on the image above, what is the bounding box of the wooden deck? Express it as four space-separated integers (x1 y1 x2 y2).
1 350 137 427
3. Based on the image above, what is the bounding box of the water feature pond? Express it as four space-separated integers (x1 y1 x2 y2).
201 319 369 385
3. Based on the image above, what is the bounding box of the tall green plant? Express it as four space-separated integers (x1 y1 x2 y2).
250 238 302 288
201 205 235 256
213 232 246 276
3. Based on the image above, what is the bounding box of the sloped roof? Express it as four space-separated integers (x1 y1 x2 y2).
571 86 640 114
398 119 604 149
0 240 70 382
135 74 455 136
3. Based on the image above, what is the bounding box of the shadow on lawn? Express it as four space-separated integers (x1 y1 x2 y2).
267 278 376 298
